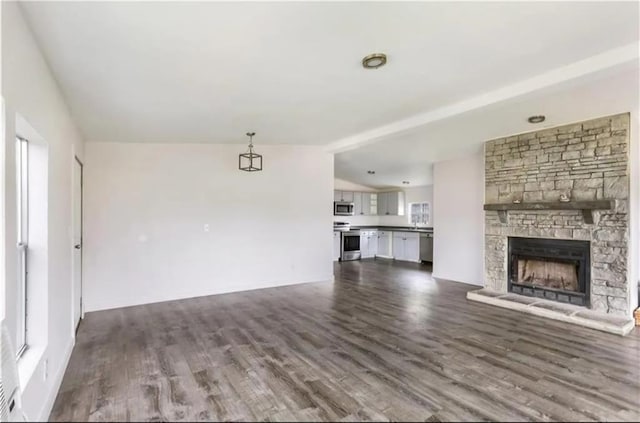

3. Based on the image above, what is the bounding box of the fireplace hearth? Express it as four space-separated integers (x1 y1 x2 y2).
508 237 590 307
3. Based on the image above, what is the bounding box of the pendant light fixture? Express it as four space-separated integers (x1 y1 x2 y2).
239 132 262 172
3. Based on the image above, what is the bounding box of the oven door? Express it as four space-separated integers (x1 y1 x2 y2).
334 202 354 216
341 232 361 261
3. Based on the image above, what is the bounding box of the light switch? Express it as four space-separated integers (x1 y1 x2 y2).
204 224 210 232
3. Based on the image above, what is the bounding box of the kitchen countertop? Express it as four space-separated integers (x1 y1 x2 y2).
349 225 433 233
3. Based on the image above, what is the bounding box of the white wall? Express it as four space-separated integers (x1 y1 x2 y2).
433 151 484 286
84 142 334 312
334 177 377 193
1 2 85 420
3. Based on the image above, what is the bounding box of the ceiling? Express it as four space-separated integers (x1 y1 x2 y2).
335 65 639 188
19 1 639 186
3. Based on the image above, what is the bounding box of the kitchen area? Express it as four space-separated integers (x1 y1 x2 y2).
333 188 434 264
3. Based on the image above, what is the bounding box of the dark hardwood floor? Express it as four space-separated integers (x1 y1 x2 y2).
51 259 640 422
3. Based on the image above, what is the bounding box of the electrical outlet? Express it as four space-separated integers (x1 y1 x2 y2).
204 224 210 233
43 358 49 381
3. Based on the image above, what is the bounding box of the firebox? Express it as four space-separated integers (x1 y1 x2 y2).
508 237 590 307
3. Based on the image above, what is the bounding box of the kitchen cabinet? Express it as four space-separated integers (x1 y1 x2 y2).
405 235 420 262
363 193 377 215
377 231 392 258
356 193 379 216
393 232 420 262
335 190 378 215
368 231 378 257
360 230 378 258
333 231 341 261
334 190 354 202
377 192 405 216
353 192 364 215
377 193 388 216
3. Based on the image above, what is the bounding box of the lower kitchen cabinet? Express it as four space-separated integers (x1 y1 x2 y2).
377 231 392 258
393 232 420 262
333 231 341 261
360 230 378 258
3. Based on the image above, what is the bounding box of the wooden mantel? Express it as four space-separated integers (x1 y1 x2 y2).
483 200 615 224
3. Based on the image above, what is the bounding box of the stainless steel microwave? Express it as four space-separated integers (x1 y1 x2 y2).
334 201 354 216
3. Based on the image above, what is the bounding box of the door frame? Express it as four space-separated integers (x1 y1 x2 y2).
71 153 84 336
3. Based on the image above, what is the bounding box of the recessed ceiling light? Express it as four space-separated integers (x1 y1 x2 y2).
362 53 387 69
367 170 376 174
402 181 410 185
527 115 546 124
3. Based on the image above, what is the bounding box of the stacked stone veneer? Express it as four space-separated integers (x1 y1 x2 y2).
484 113 630 316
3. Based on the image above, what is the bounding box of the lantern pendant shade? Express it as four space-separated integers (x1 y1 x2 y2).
239 132 263 172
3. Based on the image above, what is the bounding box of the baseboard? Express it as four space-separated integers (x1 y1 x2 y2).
86 276 336 313
37 338 74 422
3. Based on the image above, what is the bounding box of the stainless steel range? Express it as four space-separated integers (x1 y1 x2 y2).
341 229 361 261
333 221 351 232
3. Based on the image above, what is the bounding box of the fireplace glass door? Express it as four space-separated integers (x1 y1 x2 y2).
508 237 590 306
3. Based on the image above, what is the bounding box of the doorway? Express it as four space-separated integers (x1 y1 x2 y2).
72 156 83 331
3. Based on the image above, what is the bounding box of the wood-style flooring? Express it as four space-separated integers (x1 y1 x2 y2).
51 259 640 422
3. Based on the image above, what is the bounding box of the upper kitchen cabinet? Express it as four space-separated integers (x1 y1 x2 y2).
354 192 377 215
353 192 364 215
364 193 378 215
377 191 405 216
334 190 354 202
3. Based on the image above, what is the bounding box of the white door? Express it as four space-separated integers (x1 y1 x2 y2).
72 158 83 330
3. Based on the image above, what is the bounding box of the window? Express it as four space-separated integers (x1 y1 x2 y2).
16 135 29 356
409 202 430 226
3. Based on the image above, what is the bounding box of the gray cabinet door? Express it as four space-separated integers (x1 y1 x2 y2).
361 193 371 215
392 233 405 260
377 192 388 215
353 192 364 215
387 192 399 215
369 231 378 255
377 231 391 257
405 236 420 262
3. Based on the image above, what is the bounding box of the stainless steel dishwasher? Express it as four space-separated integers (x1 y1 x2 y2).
419 232 433 262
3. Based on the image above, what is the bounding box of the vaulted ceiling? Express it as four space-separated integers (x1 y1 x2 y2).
19 1 640 186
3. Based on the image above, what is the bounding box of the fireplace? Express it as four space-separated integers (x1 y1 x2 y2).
508 237 590 307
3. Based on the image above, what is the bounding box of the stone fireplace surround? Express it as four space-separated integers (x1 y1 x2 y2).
467 113 635 335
